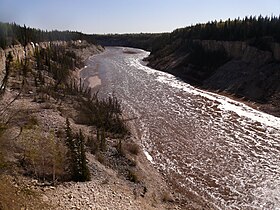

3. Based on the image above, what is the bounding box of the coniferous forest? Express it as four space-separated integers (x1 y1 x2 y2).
1 15 280 51
91 16 280 52
0 22 97 49
171 15 280 42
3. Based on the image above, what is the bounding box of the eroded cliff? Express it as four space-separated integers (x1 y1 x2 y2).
147 40 280 116
0 40 103 87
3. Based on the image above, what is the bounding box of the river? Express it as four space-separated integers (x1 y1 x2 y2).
81 47 280 209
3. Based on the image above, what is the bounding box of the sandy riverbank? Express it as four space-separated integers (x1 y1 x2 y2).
79 60 102 89
87 75 101 88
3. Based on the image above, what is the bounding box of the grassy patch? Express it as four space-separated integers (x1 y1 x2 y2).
162 191 174 203
127 169 140 183
19 128 68 182
125 143 140 155
23 116 39 129
0 123 8 172
0 175 50 210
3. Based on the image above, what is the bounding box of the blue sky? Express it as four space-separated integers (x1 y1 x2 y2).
0 0 280 34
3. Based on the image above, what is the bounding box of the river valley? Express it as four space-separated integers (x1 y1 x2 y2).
81 47 280 209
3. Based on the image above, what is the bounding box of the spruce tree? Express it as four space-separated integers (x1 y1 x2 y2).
0 52 13 94
78 130 90 181
65 119 90 181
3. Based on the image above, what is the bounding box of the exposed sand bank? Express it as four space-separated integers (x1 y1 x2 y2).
79 60 102 89
87 75 101 88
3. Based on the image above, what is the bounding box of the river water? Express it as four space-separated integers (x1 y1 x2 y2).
81 47 280 209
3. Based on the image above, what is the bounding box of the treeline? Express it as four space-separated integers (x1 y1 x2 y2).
3 15 280 51
171 15 280 43
149 15 280 54
92 33 169 51
0 22 96 49
145 15 280 65
91 15 280 53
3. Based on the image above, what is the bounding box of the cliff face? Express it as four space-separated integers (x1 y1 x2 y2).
271 42 280 61
198 40 247 58
191 40 280 62
0 49 5 82
0 42 52 85
147 40 280 116
0 40 103 87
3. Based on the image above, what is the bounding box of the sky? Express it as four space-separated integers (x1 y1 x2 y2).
0 0 280 34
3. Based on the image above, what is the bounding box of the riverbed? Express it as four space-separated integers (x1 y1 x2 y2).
81 47 280 209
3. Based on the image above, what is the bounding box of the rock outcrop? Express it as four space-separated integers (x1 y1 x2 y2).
197 40 247 58
195 40 279 62
0 42 49 86
270 42 280 61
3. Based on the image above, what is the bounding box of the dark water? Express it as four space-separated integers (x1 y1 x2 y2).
81 47 280 209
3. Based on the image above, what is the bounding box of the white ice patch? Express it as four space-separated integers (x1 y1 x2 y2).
143 150 154 164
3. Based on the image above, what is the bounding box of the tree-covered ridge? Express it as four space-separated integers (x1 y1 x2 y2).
171 15 280 42
146 15 280 68
90 16 280 54
0 22 96 49
91 32 170 52
3 15 279 52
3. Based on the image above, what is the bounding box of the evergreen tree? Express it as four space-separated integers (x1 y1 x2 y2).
0 52 13 94
77 130 90 181
65 119 90 182
100 128 106 152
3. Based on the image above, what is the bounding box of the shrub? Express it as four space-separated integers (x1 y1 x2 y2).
96 152 105 164
0 123 8 172
86 136 98 154
77 92 128 136
23 116 39 129
116 139 124 156
0 174 49 210
162 191 174 203
0 123 6 137
19 128 68 182
127 169 140 183
125 143 140 155
128 159 137 167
